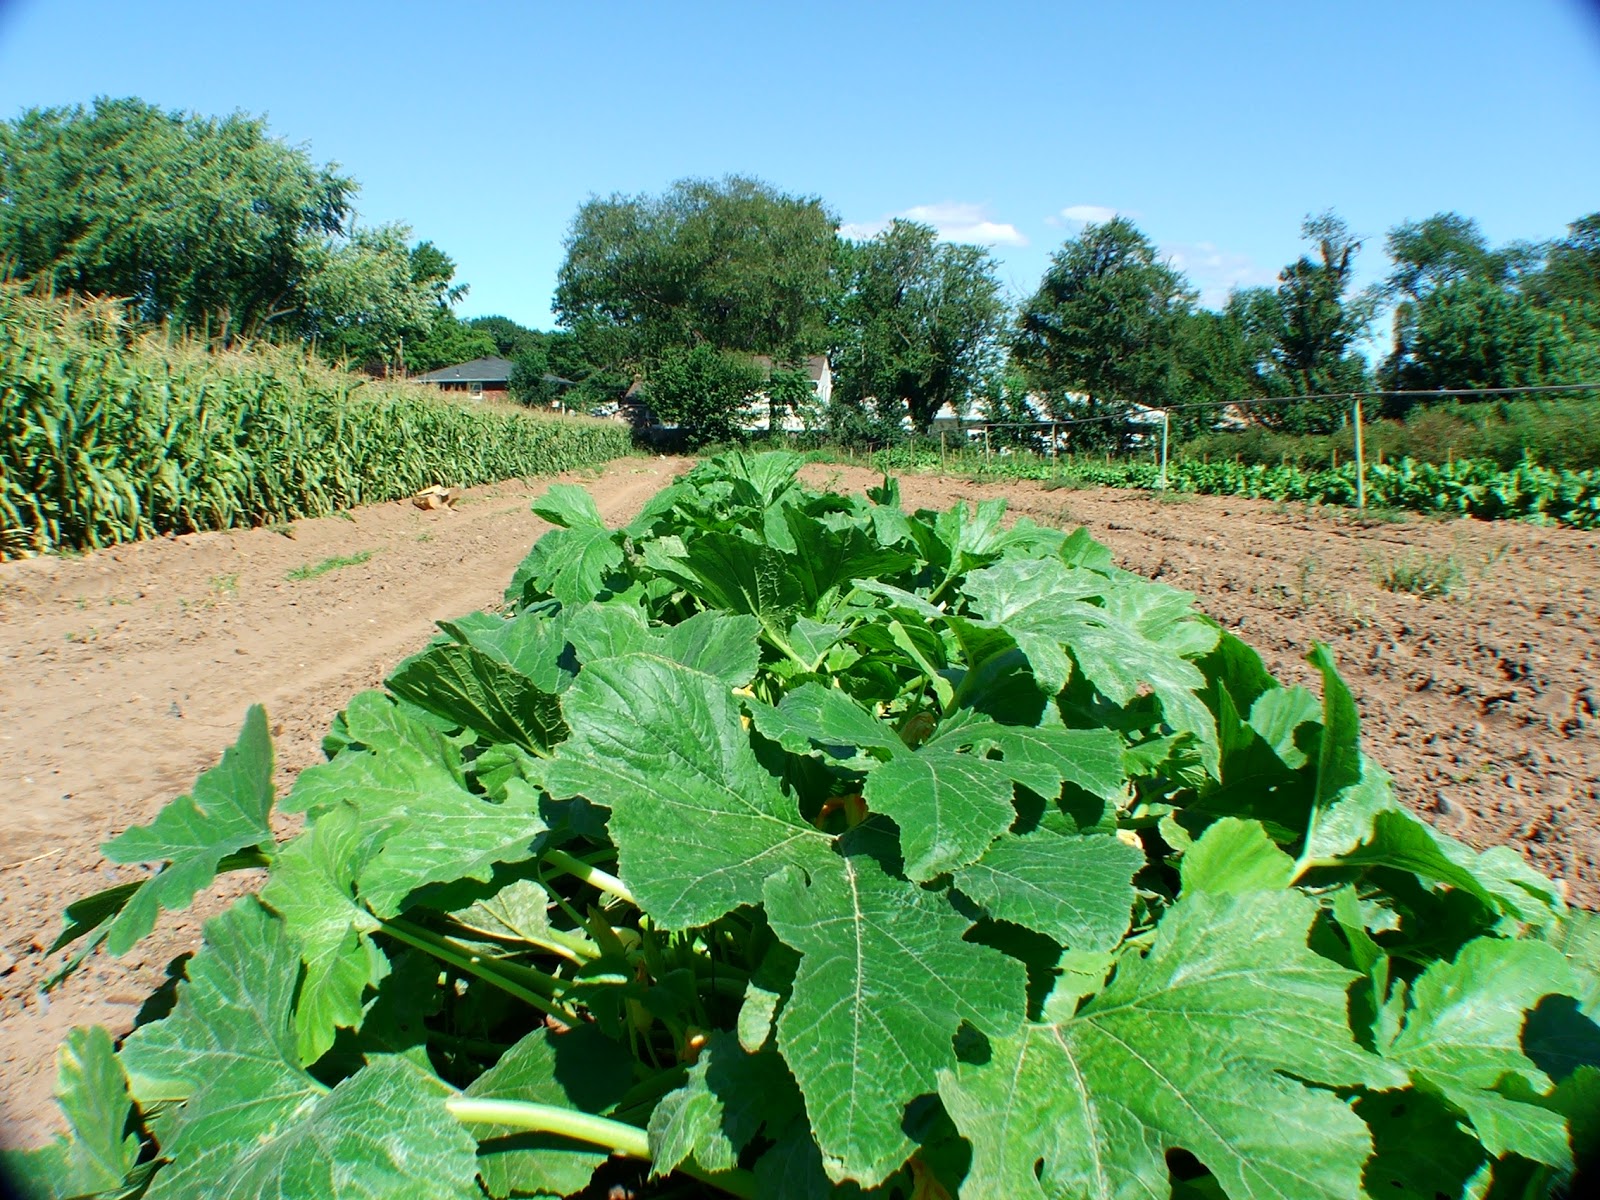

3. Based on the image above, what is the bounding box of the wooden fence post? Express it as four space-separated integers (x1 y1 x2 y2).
1353 395 1367 510
1158 409 1170 490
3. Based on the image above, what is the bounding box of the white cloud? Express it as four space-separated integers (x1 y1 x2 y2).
1161 240 1278 309
1057 203 1120 225
838 219 889 240
839 202 1027 247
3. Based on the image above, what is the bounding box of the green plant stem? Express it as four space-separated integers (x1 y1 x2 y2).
441 916 599 963
543 847 637 907
758 616 813 672
381 917 578 1023
445 1097 757 1199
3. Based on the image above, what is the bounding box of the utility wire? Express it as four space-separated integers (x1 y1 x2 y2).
966 381 1600 431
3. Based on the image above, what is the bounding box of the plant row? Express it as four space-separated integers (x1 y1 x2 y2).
0 287 632 557
852 443 1600 528
11 452 1598 1199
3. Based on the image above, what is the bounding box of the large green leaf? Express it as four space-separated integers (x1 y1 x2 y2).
940 823 1403 1200
752 684 1126 881
962 558 1221 772
284 693 547 916
1381 936 1580 1166
643 532 803 619
567 601 761 688
464 1024 634 1198
953 831 1145 951
505 486 622 608
544 654 834 928
259 801 387 1064
1 1026 140 1200
647 1032 805 1178
120 899 480 1199
387 619 567 752
780 507 917 612
94 704 274 955
531 482 607 529
764 848 1026 1186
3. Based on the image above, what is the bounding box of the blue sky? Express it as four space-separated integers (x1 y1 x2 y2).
1 0 1597 333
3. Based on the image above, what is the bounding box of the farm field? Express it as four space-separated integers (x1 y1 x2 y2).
0 456 688 1146
0 455 1596 1154
802 465 1600 904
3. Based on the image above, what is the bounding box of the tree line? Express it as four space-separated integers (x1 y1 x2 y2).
4 98 1597 446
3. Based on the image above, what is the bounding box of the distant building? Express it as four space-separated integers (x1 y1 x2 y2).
414 357 514 397
625 354 835 433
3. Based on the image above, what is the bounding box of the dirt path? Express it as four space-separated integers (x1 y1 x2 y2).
3 458 1596 1147
0 457 687 1147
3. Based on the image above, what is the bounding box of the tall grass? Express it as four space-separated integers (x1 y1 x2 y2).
0 287 631 556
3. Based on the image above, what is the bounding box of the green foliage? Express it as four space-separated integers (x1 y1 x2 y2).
0 97 351 333
23 451 1599 1200
1390 277 1597 393
1372 550 1463 599
401 313 499 375
286 551 376 582
468 315 548 361
643 343 765 445
832 219 1008 432
0 287 631 556
555 175 838 372
1014 217 1194 443
1232 213 1374 432
827 441 1600 528
1182 398 1600 472
0 97 466 364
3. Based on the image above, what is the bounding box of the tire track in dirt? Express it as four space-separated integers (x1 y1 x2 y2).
0 457 687 1147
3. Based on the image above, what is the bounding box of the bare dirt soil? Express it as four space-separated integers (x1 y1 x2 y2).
0 457 687 1148
2 458 1596 1148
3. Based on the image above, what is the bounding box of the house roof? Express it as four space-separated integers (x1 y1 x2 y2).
750 354 830 382
415 356 514 384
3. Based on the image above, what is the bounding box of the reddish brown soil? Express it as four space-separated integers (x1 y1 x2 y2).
2 459 1595 1148
0 457 686 1148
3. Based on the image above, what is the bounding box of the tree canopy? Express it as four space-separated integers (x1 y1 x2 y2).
0 97 468 368
1012 217 1194 441
554 175 839 371
831 220 1007 433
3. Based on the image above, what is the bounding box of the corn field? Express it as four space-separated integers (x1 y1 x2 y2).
0 287 632 557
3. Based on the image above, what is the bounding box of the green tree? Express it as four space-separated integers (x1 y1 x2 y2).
977 364 1045 450
1378 213 1543 397
0 97 471 370
307 228 475 370
400 313 498 375
1527 212 1600 330
1393 275 1596 391
643 344 765 445
467 315 546 360
832 220 1007 434
1168 307 1261 438
0 97 352 336
1230 213 1372 432
554 175 839 373
765 364 816 433
1012 217 1193 446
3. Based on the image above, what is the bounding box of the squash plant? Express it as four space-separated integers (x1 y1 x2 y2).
11 451 1598 1199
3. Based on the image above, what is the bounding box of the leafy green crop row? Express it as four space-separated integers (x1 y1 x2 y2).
0 287 631 557
850 443 1600 528
12 452 1597 1199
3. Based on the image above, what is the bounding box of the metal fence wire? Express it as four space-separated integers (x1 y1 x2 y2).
947 382 1600 508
